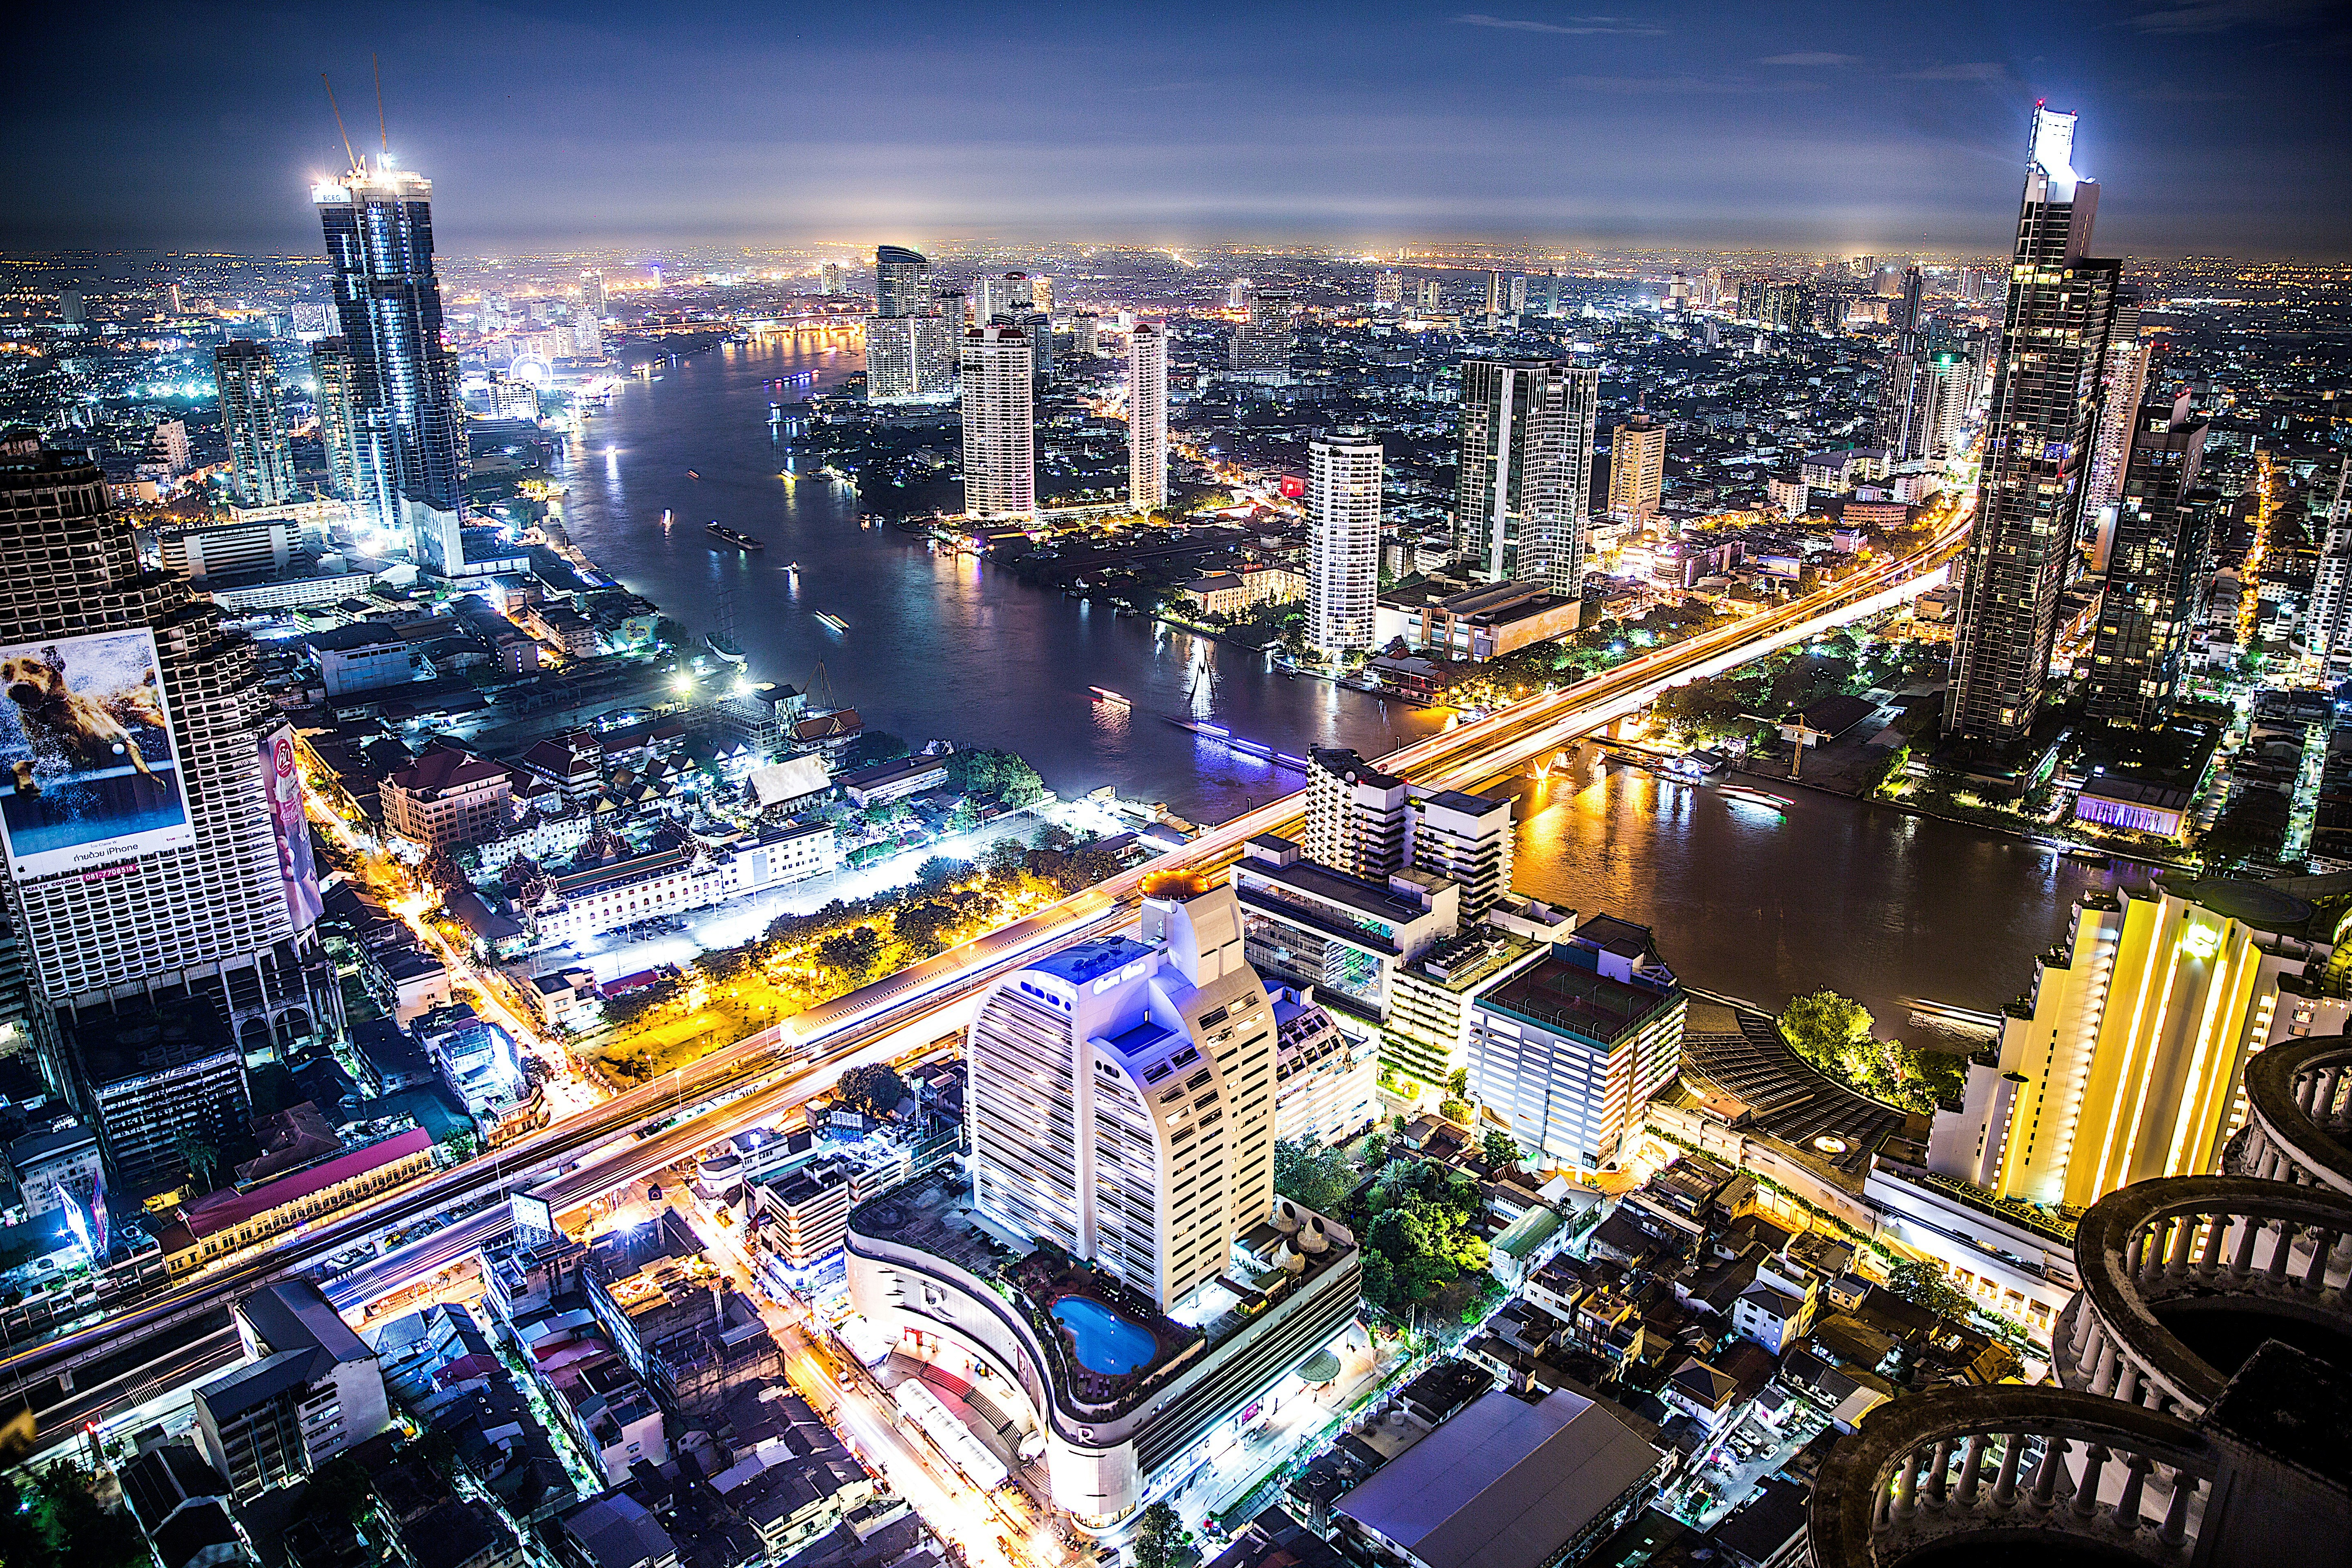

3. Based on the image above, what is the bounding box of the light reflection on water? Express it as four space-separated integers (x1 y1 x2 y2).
559 338 2126 1031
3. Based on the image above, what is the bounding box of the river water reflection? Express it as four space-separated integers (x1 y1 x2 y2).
557 336 2134 1038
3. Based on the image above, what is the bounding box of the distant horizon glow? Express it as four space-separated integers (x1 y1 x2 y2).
1 1 2346 259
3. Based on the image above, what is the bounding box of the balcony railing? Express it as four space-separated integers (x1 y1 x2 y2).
2051 1174 2352 1418
1809 1385 2221 1568
2228 1033 2352 1196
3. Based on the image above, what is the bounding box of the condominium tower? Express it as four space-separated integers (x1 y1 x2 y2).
1943 107 2122 746
213 341 295 508
314 158 467 549
1454 357 1598 595
1606 414 1665 524
1306 428 1381 657
1871 267 1929 463
1305 749 1411 880
867 244 956 401
960 325 1035 519
874 245 933 318
307 338 365 504
1128 324 1167 513
2084 388 2211 729
2083 295 2150 521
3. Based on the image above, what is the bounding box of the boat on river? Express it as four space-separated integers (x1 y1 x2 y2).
705 521 763 551
706 633 746 664
1089 686 1129 706
815 612 849 633
1720 786 1791 814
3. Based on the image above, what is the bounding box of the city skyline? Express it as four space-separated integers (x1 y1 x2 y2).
2 2 2348 257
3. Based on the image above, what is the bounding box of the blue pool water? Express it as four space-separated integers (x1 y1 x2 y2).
1051 1296 1157 1375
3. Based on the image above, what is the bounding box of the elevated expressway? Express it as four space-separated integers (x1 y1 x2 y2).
3 508 1967 1452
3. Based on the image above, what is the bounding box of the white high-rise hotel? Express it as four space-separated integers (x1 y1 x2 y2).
846 878 1361 1529
1307 427 1381 658
967 881 1276 1309
960 325 1035 519
1128 323 1167 514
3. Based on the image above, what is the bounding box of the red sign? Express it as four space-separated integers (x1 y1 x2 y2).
1278 475 1305 500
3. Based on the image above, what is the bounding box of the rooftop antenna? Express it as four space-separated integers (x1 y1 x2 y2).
321 75 358 174
373 53 389 158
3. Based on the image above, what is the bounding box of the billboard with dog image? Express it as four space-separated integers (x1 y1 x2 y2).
0 629 196 879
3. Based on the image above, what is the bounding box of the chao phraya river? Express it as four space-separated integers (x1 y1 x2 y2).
556 335 2138 1039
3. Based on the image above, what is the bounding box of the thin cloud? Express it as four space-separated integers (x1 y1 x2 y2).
2134 82 2241 101
1562 74 1802 93
2132 0 2326 34
1758 51 1864 65
1898 61 2010 81
1452 13 1666 36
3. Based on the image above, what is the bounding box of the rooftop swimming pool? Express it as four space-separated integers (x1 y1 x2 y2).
1050 1295 1158 1375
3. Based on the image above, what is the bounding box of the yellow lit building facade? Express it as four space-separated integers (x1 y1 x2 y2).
1926 879 2343 1210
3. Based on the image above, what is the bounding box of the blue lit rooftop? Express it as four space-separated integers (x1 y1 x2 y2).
1030 937 1154 987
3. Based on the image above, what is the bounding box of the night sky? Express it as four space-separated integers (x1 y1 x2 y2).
7 0 2346 257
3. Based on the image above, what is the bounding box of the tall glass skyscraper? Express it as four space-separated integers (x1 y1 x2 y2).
2085 388 2211 730
213 340 294 508
1944 107 2122 748
1453 357 1598 595
313 158 466 549
1128 323 1167 513
307 337 366 504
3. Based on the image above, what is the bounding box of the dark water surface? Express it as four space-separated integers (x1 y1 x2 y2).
556 337 2132 1035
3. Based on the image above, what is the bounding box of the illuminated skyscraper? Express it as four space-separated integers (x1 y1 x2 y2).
965 881 1277 1310
1229 285 1293 373
976 272 1032 325
2084 293 2150 520
1374 270 1402 307
0 432 334 1176
581 269 606 319
1483 270 1503 322
1306 428 1381 658
874 245 932 317
1509 275 1528 316
1454 357 1597 594
1417 278 1443 313
2085 387 2211 730
1943 107 2122 747
959 325 1034 519
1929 879 2324 1210
213 341 295 508
818 261 843 297
1606 414 1665 524
1127 323 1167 513
1918 345 1974 461
1872 267 1930 461
308 338 366 504
867 245 955 402
313 158 466 546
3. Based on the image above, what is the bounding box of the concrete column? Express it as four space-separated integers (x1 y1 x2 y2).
2232 1212 2263 1279
2029 1437 2070 1509
2090 1337 2120 1396
2166 1214 2196 1278
2197 1214 2228 1274
2267 1219 2297 1283
1956 1434 1988 1505
1926 1438 1953 1504
2160 1472 2199 1546
1894 1445 1922 1517
2069 1297 2097 1360
2306 1229 2338 1288
2116 1452 2153 1530
2071 1444 2110 1518
1993 1433 2025 1507
2114 1362 2140 1406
